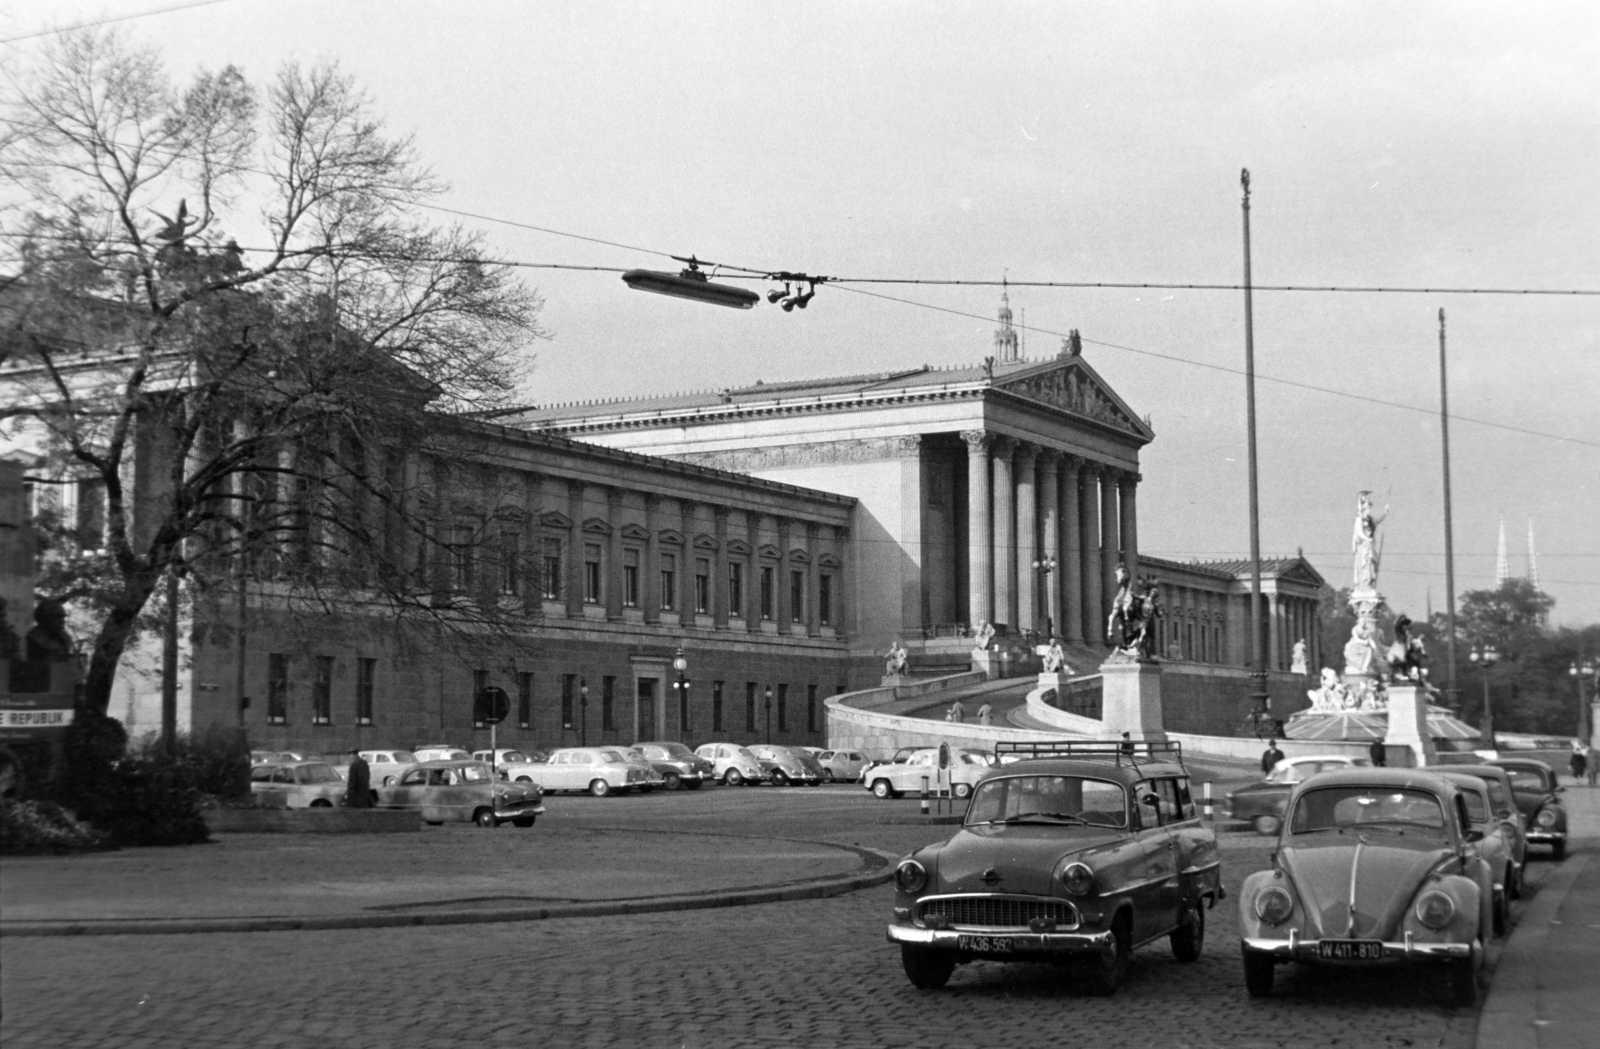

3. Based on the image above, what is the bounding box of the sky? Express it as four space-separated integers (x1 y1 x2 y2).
3 0 1597 625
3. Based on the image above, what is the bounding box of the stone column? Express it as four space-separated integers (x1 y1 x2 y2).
713 507 730 629
836 524 853 641
565 480 584 618
1061 456 1084 643
805 523 820 636
1267 591 1281 671
776 516 793 634
1038 450 1061 639
1080 464 1102 645
745 510 762 631
1099 467 1120 628
1014 442 1038 634
961 431 992 629
605 488 624 621
992 436 1016 629
679 500 696 620
1118 473 1140 586
643 494 661 623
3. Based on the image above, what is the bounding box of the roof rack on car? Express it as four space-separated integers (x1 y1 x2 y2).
993 739 1184 768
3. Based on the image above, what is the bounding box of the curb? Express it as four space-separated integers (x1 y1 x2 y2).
0 845 896 939
1474 852 1590 1049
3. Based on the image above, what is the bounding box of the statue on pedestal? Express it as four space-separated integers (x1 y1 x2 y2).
971 620 995 652
1291 639 1308 675
884 640 909 676
1105 564 1162 662
1352 490 1388 590
1307 667 1352 711
1041 639 1071 675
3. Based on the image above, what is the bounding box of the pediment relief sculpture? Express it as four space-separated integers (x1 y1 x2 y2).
1002 367 1140 434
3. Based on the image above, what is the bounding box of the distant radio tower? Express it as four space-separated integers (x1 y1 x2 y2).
1527 518 1539 589
1496 517 1508 584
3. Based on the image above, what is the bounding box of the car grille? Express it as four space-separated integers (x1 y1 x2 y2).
918 896 1078 930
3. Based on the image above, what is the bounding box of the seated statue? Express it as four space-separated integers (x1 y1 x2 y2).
884 640 909 676
1041 640 1071 675
971 620 996 652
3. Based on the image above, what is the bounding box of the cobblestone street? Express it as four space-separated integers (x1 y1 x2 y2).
1 786 1527 1049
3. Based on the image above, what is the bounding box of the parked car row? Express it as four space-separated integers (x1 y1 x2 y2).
887 741 1552 1006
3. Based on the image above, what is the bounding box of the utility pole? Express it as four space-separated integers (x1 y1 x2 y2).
162 562 179 756
1438 309 1460 709
1241 169 1269 727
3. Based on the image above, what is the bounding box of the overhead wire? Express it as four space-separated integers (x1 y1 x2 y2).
0 0 245 45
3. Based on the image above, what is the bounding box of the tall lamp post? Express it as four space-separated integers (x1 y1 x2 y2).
579 677 589 747
1468 645 1498 748
672 645 690 739
1571 658 1597 746
764 686 773 744
1032 555 1057 639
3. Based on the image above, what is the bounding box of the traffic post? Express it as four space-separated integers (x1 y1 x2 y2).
920 776 930 816
1202 781 1214 820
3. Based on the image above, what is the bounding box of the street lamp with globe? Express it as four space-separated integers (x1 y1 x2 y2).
673 645 690 737
1570 658 1597 745
764 686 773 743
1468 645 1499 748
1031 555 1057 639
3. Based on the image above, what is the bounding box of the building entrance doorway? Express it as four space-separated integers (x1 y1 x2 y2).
636 678 659 741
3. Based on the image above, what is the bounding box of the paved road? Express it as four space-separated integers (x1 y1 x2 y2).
0 784 1555 1049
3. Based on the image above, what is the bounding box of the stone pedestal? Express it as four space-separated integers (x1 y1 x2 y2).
1384 683 1436 766
1098 659 1167 741
971 650 997 680
880 674 912 690
1036 671 1064 690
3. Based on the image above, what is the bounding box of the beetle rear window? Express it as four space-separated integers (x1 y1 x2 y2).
1290 787 1446 833
966 776 1127 828
1502 769 1545 791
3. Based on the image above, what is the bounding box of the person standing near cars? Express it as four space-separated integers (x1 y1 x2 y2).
1570 741 1589 784
346 750 373 808
1261 738 1285 775
1369 737 1387 768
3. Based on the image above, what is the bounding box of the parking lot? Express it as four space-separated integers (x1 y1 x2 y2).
0 780 1566 1049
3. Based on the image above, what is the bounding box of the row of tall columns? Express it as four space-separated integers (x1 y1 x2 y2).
1266 592 1320 671
961 430 1140 641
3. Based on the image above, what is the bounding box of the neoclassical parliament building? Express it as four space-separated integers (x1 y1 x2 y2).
25 294 1325 753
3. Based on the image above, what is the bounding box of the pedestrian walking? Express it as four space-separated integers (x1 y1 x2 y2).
1570 741 1588 783
1369 737 1386 768
1119 731 1135 759
976 702 993 726
1586 743 1598 787
948 699 965 723
346 749 373 808
1261 738 1285 775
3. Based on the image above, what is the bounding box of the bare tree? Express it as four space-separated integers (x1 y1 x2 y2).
1 28 547 718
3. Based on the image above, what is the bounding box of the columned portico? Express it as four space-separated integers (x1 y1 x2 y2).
1061 456 1084 643
991 436 1016 629
1038 449 1060 637
962 430 993 628
1119 473 1139 586
1099 467 1120 627
1014 442 1038 633
1080 464 1102 643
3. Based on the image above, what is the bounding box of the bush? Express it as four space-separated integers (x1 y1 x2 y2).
89 758 210 847
0 798 109 854
59 706 129 814
134 725 252 799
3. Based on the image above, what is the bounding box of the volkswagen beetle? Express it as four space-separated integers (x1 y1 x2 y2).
1237 768 1491 1006
1488 758 1567 860
886 741 1222 993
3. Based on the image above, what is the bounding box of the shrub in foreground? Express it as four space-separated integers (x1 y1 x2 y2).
0 798 109 854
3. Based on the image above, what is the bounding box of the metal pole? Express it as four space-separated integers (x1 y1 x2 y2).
162 563 179 756
1482 668 1495 749
1439 309 1460 709
1241 169 1268 714
236 554 248 730
1202 781 1214 821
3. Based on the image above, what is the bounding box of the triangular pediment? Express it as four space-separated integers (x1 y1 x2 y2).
540 510 573 530
693 533 719 551
994 359 1153 442
1277 559 1326 588
582 517 613 535
658 528 685 546
620 523 651 541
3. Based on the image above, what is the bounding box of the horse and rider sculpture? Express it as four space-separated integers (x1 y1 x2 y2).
1105 562 1162 661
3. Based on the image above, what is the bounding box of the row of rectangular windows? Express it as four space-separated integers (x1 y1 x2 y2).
265 655 838 735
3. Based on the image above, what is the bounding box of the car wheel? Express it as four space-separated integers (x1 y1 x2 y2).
772 770 789 787
724 769 744 787
1507 863 1521 901
310 799 332 808
1551 839 1567 861
1242 949 1275 998
663 772 682 791
512 817 535 828
824 769 835 782
516 776 533 783
1084 913 1131 995
589 779 612 798
1170 902 1205 962
1252 815 1282 836
1450 942 1480 1007
474 808 498 828
383 775 398 787
953 782 973 800
900 945 955 990
872 779 895 800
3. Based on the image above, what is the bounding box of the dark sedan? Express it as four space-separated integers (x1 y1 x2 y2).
1488 757 1568 860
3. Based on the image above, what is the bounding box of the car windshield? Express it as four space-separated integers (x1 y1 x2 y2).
1290 786 1447 835
966 775 1128 828
654 742 694 759
459 765 493 783
1502 768 1546 791
735 747 757 762
499 751 532 763
297 763 341 784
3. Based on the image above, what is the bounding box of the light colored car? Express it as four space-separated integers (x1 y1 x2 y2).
471 748 547 784
536 747 647 796
619 748 669 792
1226 754 1373 835
375 760 545 827
249 761 347 808
633 742 714 790
694 743 766 786
1440 773 1518 936
750 745 819 786
1238 768 1492 1005
887 741 1222 991
818 749 870 782
413 744 473 763
863 747 990 800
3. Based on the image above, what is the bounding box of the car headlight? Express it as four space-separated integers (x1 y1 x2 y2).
1536 808 1557 828
1415 890 1456 929
895 859 928 894
1061 862 1095 896
1255 886 1295 926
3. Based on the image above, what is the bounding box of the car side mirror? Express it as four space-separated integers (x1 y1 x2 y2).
1465 829 1484 843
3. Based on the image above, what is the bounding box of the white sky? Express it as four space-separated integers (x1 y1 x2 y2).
4 0 1597 624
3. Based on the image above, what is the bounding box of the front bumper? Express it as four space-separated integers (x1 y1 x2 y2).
888 924 1113 955
1241 932 1478 962
1526 829 1566 844
495 802 546 819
